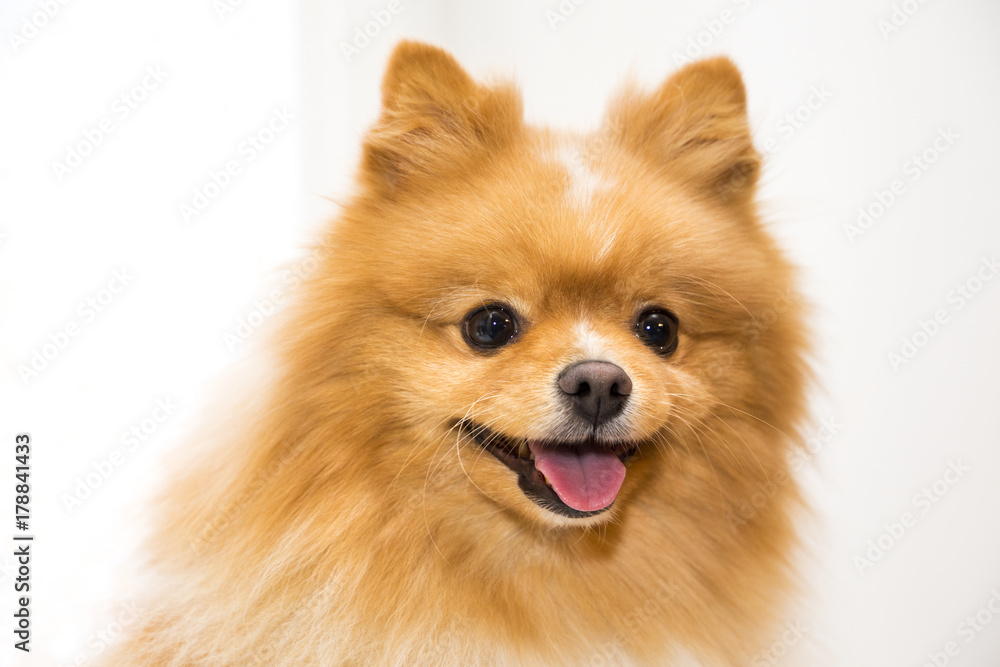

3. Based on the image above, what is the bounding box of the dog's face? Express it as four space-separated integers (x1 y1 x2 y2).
325 43 805 531
110 42 809 667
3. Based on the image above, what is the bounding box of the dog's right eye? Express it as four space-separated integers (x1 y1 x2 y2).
464 305 519 350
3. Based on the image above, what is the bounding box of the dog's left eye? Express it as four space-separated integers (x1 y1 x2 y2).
635 308 679 356
464 305 518 349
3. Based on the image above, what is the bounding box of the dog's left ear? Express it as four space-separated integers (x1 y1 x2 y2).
608 57 760 202
361 41 522 192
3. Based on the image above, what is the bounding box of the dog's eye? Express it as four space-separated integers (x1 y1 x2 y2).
464 305 519 350
635 308 679 356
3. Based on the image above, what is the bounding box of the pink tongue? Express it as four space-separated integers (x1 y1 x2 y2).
528 441 626 512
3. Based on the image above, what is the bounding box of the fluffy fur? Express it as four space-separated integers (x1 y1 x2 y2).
108 42 809 665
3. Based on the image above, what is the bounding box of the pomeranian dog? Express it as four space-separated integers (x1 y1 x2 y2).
109 41 808 665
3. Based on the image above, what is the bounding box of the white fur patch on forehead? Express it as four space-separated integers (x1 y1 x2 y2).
548 136 621 262
551 137 616 210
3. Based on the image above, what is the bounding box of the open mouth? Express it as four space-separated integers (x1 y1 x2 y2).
460 420 639 518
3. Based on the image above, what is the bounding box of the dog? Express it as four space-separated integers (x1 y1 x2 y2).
108 40 809 665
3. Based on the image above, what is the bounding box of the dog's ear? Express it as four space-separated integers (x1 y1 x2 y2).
607 57 759 202
361 41 522 192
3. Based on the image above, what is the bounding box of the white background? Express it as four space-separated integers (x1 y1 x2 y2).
2 0 999 665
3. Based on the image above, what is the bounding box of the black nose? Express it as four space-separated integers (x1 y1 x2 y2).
557 361 632 426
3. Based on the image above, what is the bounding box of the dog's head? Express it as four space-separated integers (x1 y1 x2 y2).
311 42 807 531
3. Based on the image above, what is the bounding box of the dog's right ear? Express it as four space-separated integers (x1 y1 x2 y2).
361 41 522 193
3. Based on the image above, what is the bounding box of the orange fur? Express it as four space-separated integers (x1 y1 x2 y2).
107 42 809 665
